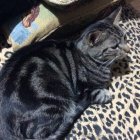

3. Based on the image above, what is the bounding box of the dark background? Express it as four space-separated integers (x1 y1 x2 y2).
131 0 140 12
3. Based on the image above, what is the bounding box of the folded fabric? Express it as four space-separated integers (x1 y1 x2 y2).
43 0 78 6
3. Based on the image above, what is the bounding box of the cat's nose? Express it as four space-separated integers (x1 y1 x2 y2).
119 44 130 53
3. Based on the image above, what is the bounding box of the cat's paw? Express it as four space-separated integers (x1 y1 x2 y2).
91 89 112 104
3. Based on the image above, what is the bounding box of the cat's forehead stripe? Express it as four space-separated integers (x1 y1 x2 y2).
85 22 123 35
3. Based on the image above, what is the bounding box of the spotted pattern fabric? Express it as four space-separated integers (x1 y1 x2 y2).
0 36 13 70
65 6 140 140
0 5 140 140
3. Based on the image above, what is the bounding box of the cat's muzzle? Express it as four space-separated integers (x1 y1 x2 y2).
118 44 130 53
117 44 130 60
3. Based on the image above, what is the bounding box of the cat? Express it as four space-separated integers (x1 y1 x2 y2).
0 7 129 140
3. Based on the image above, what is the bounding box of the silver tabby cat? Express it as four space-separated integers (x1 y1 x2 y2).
0 7 129 140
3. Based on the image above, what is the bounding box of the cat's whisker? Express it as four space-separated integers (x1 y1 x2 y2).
99 60 110 69
99 56 117 70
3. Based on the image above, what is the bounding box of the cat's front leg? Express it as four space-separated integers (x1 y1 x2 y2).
90 89 112 104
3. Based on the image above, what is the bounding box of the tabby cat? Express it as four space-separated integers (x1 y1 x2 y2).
0 7 129 140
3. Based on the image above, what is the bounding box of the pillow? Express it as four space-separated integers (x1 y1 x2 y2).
2 0 119 51
43 0 79 6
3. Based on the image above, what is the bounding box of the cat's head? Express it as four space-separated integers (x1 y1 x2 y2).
75 7 129 65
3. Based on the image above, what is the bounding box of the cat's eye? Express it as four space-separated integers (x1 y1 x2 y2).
112 44 118 49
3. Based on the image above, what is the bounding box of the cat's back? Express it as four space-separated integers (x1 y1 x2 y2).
0 40 77 139
0 40 66 81
0 40 75 97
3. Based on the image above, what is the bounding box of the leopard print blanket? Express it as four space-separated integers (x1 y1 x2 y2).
66 6 140 140
0 5 140 140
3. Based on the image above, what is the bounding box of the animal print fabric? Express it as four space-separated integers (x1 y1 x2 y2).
0 36 13 70
0 5 140 140
65 6 140 140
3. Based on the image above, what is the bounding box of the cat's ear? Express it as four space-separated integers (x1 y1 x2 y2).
89 30 102 44
107 6 122 25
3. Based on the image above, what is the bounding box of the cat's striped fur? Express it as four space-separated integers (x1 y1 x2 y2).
0 7 129 140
